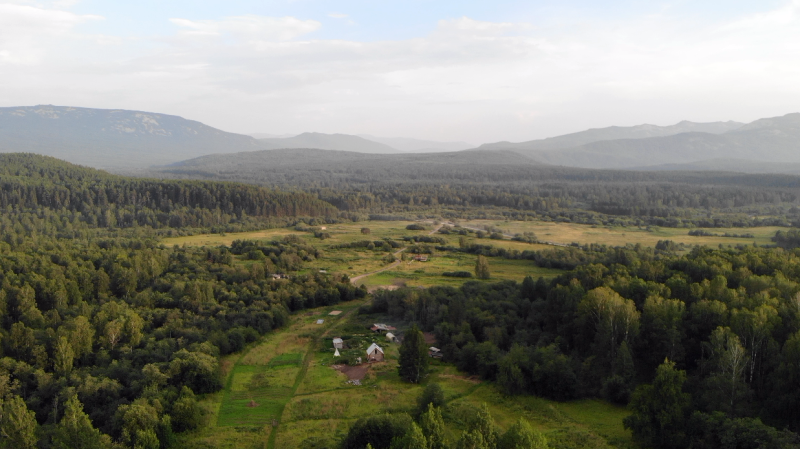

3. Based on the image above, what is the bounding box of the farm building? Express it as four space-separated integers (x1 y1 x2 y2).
385 332 398 343
413 255 429 262
332 338 344 349
366 343 384 362
429 347 443 358
316 319 324 325
371 323 397 333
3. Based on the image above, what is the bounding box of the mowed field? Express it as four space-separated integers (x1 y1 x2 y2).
176 296 636 449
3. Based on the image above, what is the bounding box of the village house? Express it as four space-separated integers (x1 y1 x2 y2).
429 347 443 358
413 255 429 262
385 332 398 343
366 343 384 362
371 323 397 334
332 337 344 349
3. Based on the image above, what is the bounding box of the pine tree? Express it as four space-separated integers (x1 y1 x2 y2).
399 325 429 383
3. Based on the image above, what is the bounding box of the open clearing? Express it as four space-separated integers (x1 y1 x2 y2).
163 219 785 290
176 295 636 449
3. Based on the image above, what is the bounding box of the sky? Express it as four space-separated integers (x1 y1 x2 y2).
1 0 799 144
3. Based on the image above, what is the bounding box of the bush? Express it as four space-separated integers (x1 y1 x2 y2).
341 413 412 449
442 271 472 278
406 224 427 231
601 375 631 404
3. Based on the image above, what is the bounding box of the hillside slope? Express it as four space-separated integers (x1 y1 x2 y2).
478 120 743 152
0 105 262 169
258 132 399 153
525 113 800 169
358 134 474 152
0 153 337 225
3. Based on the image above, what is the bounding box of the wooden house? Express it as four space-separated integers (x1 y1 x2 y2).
366 343 384 362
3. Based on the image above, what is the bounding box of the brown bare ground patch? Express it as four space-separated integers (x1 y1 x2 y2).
423 332 437 345
247 399 260 408
439 373 481 384
367 284 402 293
220 358 235 378
332 364 370 381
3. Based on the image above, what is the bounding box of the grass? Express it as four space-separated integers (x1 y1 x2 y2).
177 295 637 449
163 219 785 292
456 219 780 248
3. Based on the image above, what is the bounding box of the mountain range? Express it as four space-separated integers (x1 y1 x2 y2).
0 105 262 169
2 104 800 174
479 113 800 171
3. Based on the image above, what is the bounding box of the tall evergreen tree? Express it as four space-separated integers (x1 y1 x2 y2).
399 325 429 383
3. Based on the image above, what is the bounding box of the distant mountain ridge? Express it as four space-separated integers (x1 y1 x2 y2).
257 132 399 154
522 113 800 169
358 135 474 152
0 105 262 169
478 120 744 152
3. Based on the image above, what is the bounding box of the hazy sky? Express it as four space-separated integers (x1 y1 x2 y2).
1 0 798 144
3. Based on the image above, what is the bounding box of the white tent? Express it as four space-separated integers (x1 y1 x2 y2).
334 348 340 357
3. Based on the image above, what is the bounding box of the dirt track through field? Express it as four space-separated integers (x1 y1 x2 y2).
265 301 364 449
349 222 444 285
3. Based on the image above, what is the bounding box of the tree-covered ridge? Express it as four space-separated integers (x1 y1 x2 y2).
367 244 800 445
152 148 800 227
0 153 337 229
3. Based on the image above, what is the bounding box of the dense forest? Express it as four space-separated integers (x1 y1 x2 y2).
0 154 367 448
366 243 800 447
8 152 800 448
150 149 800 228
0 154 337 232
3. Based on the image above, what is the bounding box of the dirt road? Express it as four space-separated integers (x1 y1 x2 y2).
349 222 444 285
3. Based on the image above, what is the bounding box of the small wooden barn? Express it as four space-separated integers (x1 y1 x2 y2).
366 343 384 362
385 332 397 343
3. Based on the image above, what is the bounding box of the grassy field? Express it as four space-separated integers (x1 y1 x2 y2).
162 219 783 291
456 219 781 247
176 296 637 449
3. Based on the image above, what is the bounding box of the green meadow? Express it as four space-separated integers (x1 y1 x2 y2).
175 295 637 449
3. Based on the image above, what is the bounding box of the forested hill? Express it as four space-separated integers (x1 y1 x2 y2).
146 148 800 228
489 113 800 170
160 148 539 181
477 119 744 152
257 132 400 154
0 153 337 231
0 105 262 169
156 147 800 188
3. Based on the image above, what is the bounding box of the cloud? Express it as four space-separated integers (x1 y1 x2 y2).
2 4 800 142
0 2 102 64
169 15 321 42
